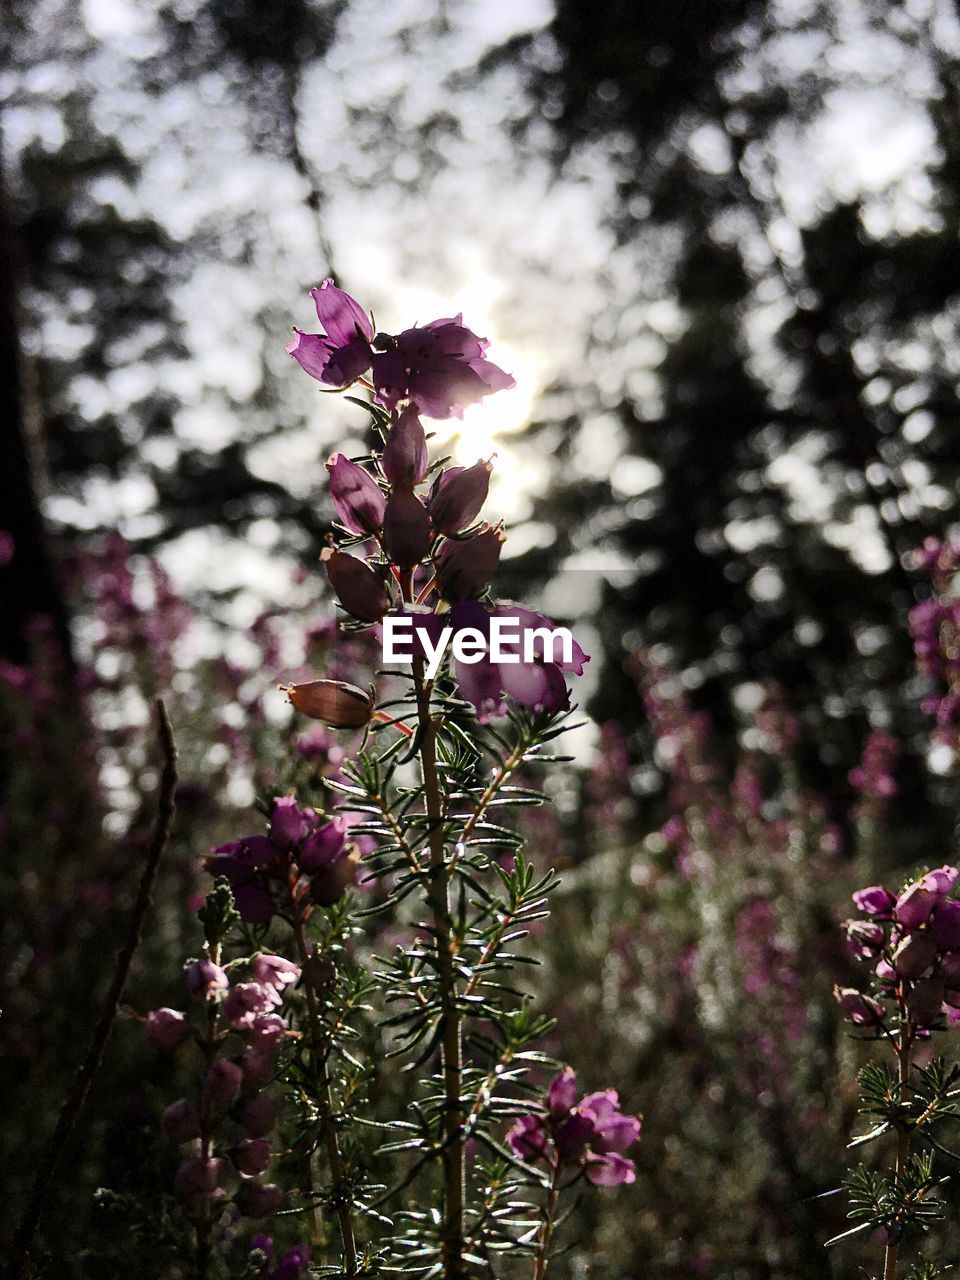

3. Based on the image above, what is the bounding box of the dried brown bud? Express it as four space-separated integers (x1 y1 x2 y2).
283 678 374 728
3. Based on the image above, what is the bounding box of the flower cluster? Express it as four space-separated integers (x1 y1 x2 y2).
848 728 898 823
506 1067 640 1187
287 279 514 419
248 1236 312 1280
284 279 589 721
207 796 359 924
837 865 960 1032
144 951 300 1217
910 536 960 758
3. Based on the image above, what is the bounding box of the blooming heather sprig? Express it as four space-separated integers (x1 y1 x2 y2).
206 795 359 924
143 914 295 1232
828 864 960 1273
287 280 514 418
506 1067 640 1187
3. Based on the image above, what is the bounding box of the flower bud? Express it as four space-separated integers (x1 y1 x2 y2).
309 846 360 907
382 405 428 487
161 1098 202 1143
326 454 386 535
233 1138 273 1177
845 920 885 959
892 930 938 978
205 1059 243 1108
933 899 960 950
298 817 347 871
185 959 228 1003
145 1007 188 1052
175 1156 227 1201
383 487 431 569
435 526 504 603
941 951 960 987
427 459 492 534
833 985 884 1026
222 983 278 1030
908 976 945 1029
322 548 389 623
283 678 373 728
239 1182 284 1219
302 952 337 992
237 1095 278 1138
242 1048 276 1092
248 1013 287 1052
852 885 896 916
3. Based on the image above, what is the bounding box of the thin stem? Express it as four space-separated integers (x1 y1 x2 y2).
412 655 467 1280
883 1006 913 1280
292 915 359 1277
532 1158 562 1280
5 699 178 1280
195 940 222 1280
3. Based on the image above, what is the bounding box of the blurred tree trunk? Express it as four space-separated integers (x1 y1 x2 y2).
0 132 72 668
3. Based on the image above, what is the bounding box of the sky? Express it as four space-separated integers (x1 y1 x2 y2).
6 0 959 743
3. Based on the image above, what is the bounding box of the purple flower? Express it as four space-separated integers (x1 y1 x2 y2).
852 885 896 916
175 1156 227 1202
298 816 347 872
145 1007 188 1052
845 920 885 959
252 954 300 992
270 1246 312 1280
287 280 374 388
891 931 938 979
506 1067 639 1187
205 1059 243 1108
372 316 514 419
322 548 390 623
161 1098 202 1143
234 1138 273 1177
207 799 359 926
897 866 959 929
435 526 504 603
222 983 280 1031
381 405 428 488
186 959 229 1003
506 1114 549 1160
383 486 432 569
326 454 386 535
834 985 884 1026
239 1182 284 1219
237 1095 278 1138
427 460 493 535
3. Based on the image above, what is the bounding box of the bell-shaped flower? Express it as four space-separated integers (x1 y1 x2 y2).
381 405 429 487
427 460 492 535
383 487 432 569
322 548 390 623
372 316 514 419
326 454 386 535
287 280 374 388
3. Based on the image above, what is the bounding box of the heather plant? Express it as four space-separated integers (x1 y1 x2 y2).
122 281 640 1279
833 867 960 1279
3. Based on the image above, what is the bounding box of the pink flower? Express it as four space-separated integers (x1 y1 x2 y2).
372 317 514 419
287 280 374 388
145 1008 188 1052
506 1067 640 1187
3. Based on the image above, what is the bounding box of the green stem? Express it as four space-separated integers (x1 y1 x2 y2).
292 915 359 1276
883 1006 912 1280
533 1158 562 1280
196 941 222 1280
412 655 467 1280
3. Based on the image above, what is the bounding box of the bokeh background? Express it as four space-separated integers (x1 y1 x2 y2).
4 0 960 1276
